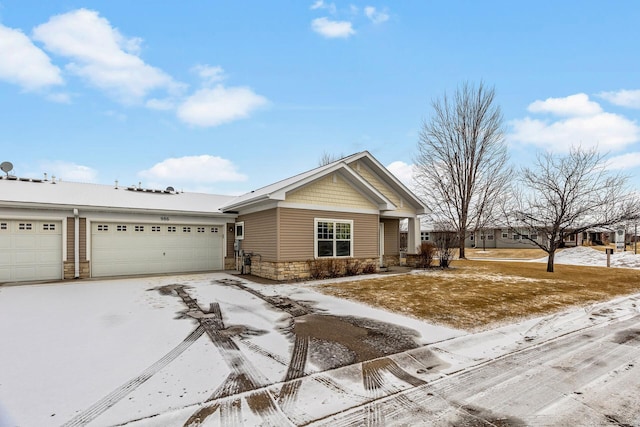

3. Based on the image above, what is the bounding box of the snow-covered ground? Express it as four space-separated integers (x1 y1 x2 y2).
532 246 640 268
1 262 639 426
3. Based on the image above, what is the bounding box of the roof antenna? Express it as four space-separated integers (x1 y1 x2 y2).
0 161 13 177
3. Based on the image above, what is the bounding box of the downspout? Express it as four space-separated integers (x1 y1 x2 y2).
73 208 80 278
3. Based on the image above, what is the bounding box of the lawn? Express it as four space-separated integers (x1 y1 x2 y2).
318 260 640 331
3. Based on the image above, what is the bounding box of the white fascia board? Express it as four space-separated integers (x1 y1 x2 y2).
334 166 396 210
277 201 381 215
357 153 429 213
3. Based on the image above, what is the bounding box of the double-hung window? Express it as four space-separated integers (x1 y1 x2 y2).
315 219 353 258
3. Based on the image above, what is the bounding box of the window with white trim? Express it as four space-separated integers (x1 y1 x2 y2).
197 227 205 233
151 226 161 232
19 223 33 230
487 234 494 240
43 223 56 231
315 219 353 258
183 226 191 233
97 224 109 231
502 230 508 239
135 225 144 232
117 225 127 232
211 227 219 233
0 222 7 230
420 231 429 241
168 226 176 232
235 222 244 240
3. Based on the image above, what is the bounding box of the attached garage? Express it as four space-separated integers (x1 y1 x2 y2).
0 219 63 282
91 222 224 277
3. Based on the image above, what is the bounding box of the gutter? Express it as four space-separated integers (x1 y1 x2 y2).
74 208 80 279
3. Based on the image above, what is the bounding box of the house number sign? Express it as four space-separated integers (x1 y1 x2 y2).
160 216 170 221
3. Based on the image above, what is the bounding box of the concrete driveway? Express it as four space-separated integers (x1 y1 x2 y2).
1 272 639 426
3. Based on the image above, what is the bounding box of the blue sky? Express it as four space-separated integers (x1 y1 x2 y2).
1 1 640 194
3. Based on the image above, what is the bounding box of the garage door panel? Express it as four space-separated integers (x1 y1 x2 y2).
91 222 224 277
0 220 62 282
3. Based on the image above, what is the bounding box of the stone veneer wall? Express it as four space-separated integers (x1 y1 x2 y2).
63 261 90 279
382 254 400 267
246 258 380 281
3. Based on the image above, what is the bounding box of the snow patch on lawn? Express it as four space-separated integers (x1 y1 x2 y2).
532 246 640 268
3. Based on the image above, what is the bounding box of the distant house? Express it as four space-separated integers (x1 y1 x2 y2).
0 151 427 283
411 226 584 250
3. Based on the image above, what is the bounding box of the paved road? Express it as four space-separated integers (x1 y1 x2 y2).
311 314 640 426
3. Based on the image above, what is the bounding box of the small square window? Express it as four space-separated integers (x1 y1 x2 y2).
235 222 244 240
43 223 56 231
183 226 191 233
134 225 144 232
502 232 508 239
513 234 519 240
487 234 494 240
0 222 7 230
97 224 109 231
531 234 538 240
19 223 33 230
168 226 176 232
117 225 127 232
151 226 160 232
197 227 205 233
211 227 219 233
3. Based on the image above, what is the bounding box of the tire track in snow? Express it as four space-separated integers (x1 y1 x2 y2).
61 325 205 427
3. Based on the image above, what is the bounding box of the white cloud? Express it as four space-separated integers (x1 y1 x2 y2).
310 1 336 13
364 6 389 24
145 98 175 111
311 17 355 38
40 161 98 183
509 94 640 152
138 155 248 187
46 92 71 103
177 85 268 127
598 89 640 109
606 152 640 170
0 24 63 90
527 93 602 116
192 64 225 86
387 160 416 190
32 9 183 104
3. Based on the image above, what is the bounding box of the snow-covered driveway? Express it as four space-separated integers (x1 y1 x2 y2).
1 272 640 426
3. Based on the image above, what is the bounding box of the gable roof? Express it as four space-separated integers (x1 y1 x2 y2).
0 177 236 216
220 151 428 214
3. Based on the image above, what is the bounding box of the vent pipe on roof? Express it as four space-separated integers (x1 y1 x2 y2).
115 180 118 189
44 173 48 181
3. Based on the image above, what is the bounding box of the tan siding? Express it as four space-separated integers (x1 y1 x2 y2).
80 218 87 261
348 161 416 215
278 208 378 261
226 222 235 257
66 217 74 261
382 218 399 256
286 174 377 209
238 210 278 261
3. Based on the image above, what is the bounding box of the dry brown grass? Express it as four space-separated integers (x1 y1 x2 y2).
463 248 548 259
318 260 640 331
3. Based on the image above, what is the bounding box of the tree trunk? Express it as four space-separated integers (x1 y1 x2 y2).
459 230 466 259
546 250 555 273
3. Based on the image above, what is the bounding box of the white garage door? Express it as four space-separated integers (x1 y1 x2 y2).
0 220 63 282
91 222 224 277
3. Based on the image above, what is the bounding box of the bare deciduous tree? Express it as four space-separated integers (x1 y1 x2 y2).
507 147 639 272
319 151 345 166
414 82 510 259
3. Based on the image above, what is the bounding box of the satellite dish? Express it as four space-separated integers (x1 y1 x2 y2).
166 186 175 192
0 161 13 175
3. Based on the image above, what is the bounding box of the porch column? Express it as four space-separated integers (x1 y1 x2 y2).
407 216 420 254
